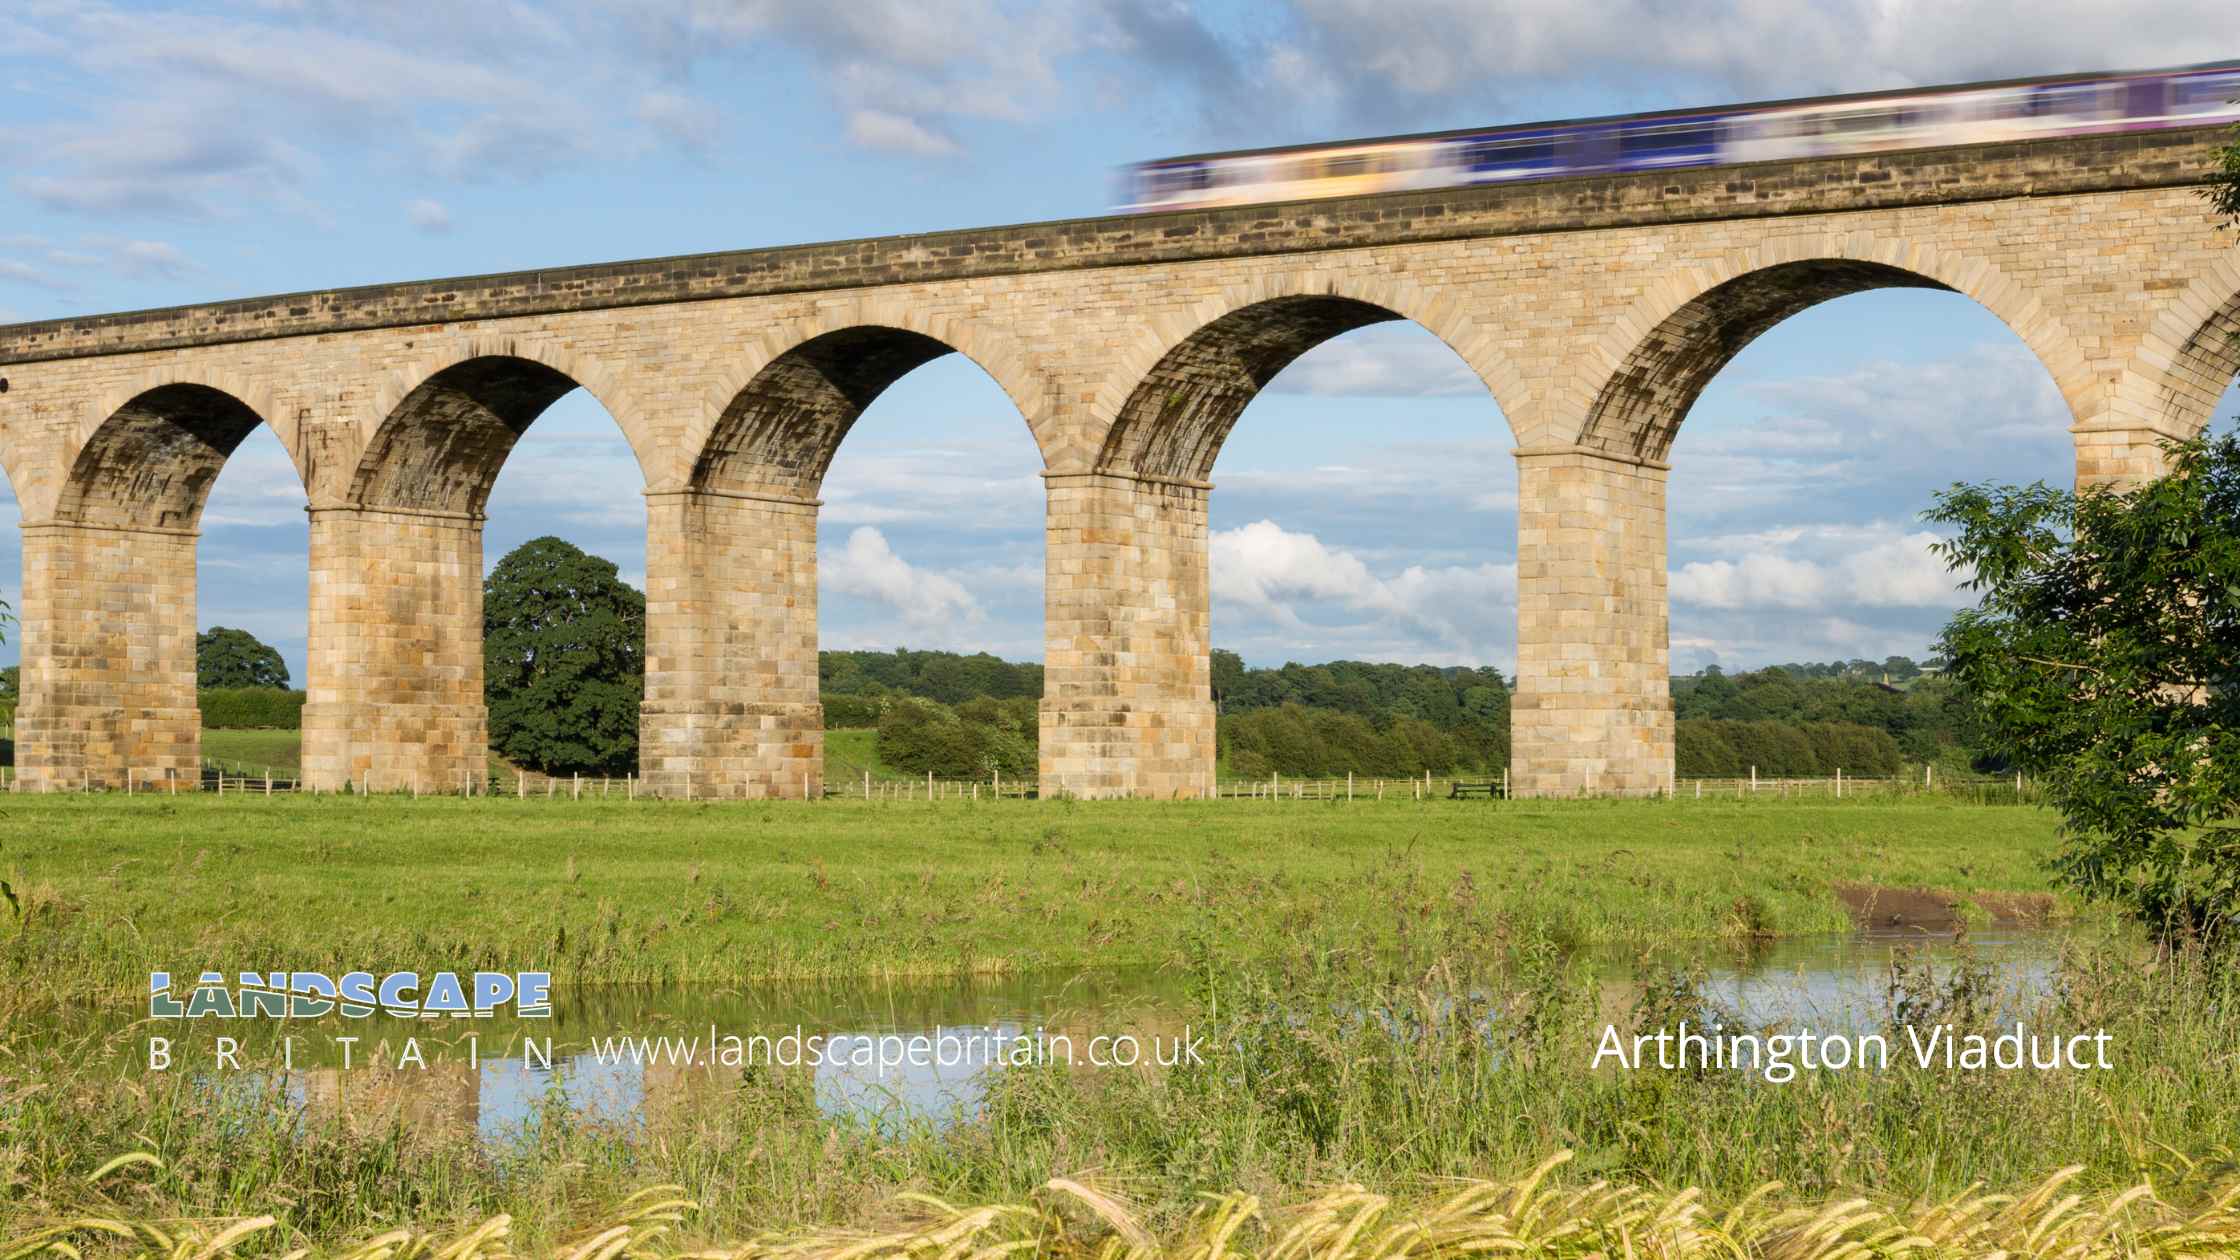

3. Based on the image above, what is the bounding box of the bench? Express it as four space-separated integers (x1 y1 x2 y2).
1448 781 1502 800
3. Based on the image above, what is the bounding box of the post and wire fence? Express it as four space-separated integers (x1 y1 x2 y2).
0 752 2042 806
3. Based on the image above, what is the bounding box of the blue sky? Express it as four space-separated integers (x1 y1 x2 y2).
1 0 2234 684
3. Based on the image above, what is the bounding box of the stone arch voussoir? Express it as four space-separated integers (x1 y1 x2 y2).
352 334 656 506
1081 269 1529 477
1560 233 2097 459
2110 252 2240 442
51 365 296 529
671 301 1058 493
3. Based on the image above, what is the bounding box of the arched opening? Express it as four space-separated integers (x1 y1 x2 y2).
1515 251 2095 797
55 383 264 529
1580 261 1954 464
674 324 1047 799
351 357 580 516
1617 271 2086 789
1080 292 1518 799
813 354 1047 794
20 383 301 789
195 424 314 784
307 354 643 794
1098 296 1398 482
693 327 954 499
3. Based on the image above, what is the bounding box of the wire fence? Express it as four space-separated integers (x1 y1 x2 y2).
0 759 2040 805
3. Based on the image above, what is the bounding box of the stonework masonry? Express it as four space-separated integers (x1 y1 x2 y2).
1 128 2235 797
1512 448 1671 797
302 507 488 794
640 489 823 799
1042 472 1218 799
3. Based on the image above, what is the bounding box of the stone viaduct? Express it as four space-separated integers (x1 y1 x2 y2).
1 127 2234 799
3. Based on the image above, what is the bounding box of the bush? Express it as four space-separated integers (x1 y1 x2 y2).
876 698 1035 779
199 688 307 729
1677 719 1901 777
823 694 887 729
1218 703 1484 778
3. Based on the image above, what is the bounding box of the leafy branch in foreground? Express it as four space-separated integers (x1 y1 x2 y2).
1927 428 2240 939
2207 118 2240 228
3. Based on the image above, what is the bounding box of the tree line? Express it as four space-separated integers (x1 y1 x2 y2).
149 542 1982 783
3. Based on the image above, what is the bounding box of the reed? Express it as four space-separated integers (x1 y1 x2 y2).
9 1154 2240 1259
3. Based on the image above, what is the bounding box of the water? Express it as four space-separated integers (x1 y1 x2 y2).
23 924 2070 1143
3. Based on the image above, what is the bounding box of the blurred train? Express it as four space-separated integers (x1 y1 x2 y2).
1121 61 2240 212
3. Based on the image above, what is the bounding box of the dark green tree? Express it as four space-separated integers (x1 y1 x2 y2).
196 626 290 689
2208 121 2240 228
1927 428 2240 938
483 536 645 776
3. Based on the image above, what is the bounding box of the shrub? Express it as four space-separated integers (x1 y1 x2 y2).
199 688 307 729
876 698 1034 779
1677 719 1901 777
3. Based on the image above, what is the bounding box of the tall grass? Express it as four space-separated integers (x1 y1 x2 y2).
4 923 2234 1254
11 1156 2240 1259
0 796 2070 1009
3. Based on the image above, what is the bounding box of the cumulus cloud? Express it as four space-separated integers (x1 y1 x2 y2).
1210 519 1514 663
405 198 452 234
845 109 960 157
198 433 310 529
1265 329 1487 398
110 239 196 279
821 526 984 629
11 0 2222 225
1670 339 2077 532
0 234 200 295
1671 523 1964 612
1250 0 2234 135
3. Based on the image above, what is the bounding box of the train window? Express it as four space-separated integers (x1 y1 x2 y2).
1464 138 1555 167
2174 75 2237 107
1151 166 1209 195
1828 110 1887 133
1618 123 1714 155
1323 155 1370 178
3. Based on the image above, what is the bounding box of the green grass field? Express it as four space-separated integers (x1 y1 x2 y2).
197 728 305 773
199 727 906 786
0 793 2067 1007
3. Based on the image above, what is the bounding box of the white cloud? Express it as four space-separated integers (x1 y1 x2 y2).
110 239 196 279
1258 0 2234 132
405 198 452 234
11 0 2207 229
1671 525 1962 611
635 90 721 149
820 526 983 629
0 235 200 294
1210 519 1514 663
0 259 69 293
1265 332 1487 398
844 109 960 157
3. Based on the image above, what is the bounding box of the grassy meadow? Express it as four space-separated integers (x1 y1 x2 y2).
198 727 913 786
0 794 2069 1008
5 908 2234 1254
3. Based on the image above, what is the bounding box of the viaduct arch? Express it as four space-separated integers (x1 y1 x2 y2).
1 126 2234 797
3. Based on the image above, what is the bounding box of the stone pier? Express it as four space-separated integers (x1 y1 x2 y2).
640 488 823 799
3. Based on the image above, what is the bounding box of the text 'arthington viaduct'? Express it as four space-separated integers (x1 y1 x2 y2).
2 128 2235 798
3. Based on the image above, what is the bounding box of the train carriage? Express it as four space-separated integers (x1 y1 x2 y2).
1121 61 2240 213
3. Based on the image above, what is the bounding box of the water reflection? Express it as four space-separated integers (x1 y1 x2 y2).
35 924 2073 1141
